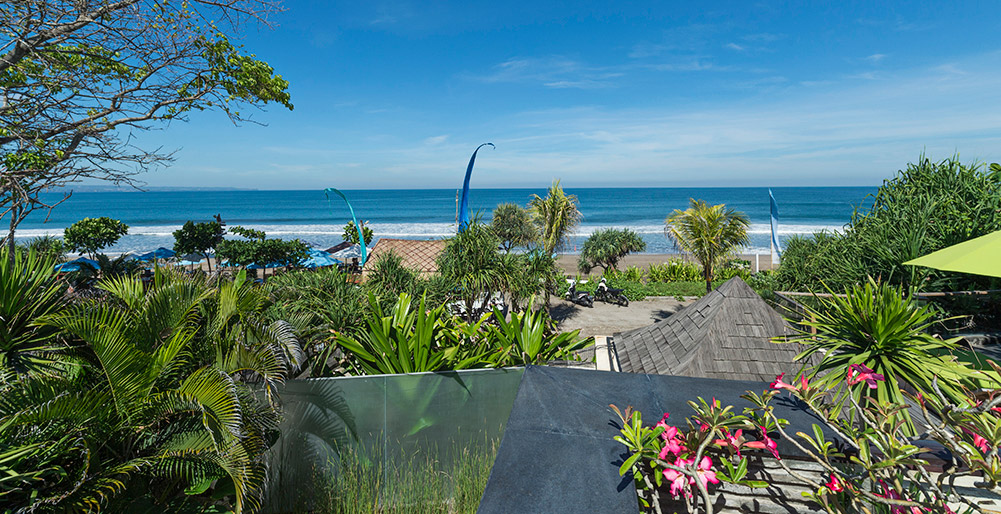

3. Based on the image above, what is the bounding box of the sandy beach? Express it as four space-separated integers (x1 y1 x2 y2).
554 253 775 276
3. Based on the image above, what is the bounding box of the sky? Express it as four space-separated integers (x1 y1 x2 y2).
136 1 1001 189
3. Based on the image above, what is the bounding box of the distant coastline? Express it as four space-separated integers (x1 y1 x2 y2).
51 185 256 193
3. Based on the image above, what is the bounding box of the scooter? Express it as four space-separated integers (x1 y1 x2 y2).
595 277 629 307
564 278 594 308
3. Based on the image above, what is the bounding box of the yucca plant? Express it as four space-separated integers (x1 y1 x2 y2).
787 279 977 431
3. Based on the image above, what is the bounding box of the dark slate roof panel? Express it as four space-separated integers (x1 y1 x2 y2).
478 366 839 514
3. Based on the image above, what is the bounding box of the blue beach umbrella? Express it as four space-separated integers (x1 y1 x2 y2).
138 247 176 261
54 257 100 273
301 249 341 268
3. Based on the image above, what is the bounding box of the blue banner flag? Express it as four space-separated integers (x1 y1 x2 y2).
769 188 781 260
324 188 367 265
458 143 494 232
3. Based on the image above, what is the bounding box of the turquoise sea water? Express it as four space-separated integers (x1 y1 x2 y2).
20 187 877 254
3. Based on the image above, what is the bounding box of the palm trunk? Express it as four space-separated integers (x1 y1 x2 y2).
704 265 712 294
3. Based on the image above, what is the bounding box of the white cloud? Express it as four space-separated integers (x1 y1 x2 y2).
864 53 887 63
726 43 745 51
468 56 622 89
423 135 449 145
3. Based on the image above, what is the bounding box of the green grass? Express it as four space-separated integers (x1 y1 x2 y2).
313 439 499 514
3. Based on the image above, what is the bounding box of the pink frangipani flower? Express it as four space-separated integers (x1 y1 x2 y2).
745 426 780 459
694 456 719 488
714 428 744 456
770 372 797 392
846 364 885 389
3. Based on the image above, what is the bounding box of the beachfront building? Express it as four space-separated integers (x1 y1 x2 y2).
361 238 447 278
600 277 808 379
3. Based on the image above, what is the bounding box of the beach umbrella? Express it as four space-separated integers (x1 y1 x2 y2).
54 257 100 273
301 249 341 269
138 247 176 261
903 230 1001 279
330 244 362 261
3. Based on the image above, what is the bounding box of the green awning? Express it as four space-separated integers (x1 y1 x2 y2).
903 230 1001 279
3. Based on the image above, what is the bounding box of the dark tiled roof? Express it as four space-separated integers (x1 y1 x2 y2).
362 238 446 275
614 277 807 382
324 241 353 254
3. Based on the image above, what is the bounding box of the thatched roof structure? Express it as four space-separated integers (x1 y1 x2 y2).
611 277 806 382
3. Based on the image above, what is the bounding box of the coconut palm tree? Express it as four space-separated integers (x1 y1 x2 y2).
665 199 750 293
529 180 582 255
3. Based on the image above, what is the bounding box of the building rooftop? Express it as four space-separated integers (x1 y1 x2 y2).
362 238 447 275
612 277 807 382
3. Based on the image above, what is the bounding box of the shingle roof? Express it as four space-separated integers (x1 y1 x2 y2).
613 277 807 382
362 238 446 275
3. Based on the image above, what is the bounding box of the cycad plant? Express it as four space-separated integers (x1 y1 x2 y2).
665 199 750 293
0 264 300 512
0 249 69 381
529 179 582 255
787 279 977 431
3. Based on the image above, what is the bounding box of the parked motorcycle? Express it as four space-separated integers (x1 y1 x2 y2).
564 278 594 308
595 277 629 307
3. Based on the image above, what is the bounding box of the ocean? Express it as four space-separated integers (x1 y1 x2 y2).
17 187 876 255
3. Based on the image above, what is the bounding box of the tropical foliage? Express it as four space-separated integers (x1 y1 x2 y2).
0 252 300 512
490 203 538 253
665 199 750 293
578 228 647 273
436 221 505 322
786 279 977 430
63 216 129 258
173 219 226 271
216 226 309 270
529 179 582 255
341 221 374 246
774 156 1001 294
332 293 593 375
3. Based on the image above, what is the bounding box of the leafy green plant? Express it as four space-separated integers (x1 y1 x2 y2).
19 235 66 263
364 250 423 305
436 220 504 322
63 216 129 258
173 218 225 271
578 228 646 274
774 156 1001 296
787 279 977 430
490 203 538 253
267 268 365 377
332 293 485 375
341 220 373 246
666 199 750 294
647 259 703 283
484 304 593 365
0 248 68 382
0 267 300 512
216 226 309 270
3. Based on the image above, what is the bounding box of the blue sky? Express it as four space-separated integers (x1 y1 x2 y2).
138 1 1001 189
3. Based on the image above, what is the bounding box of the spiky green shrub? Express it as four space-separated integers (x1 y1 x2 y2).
788 279 977 431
